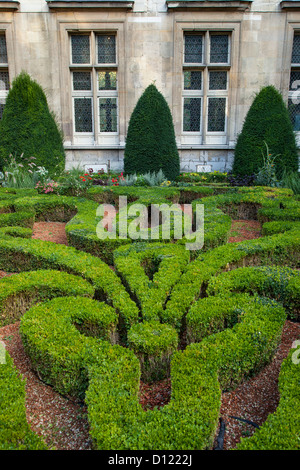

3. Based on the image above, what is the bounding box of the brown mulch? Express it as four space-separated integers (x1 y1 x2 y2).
228 219 261 243
32 222 68 245
139 379 172 411
0 322 91 450
215 319 300 449
0 219 298 450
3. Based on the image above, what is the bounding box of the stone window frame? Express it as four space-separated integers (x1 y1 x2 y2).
182 31 230 144
283 23 300 141
173 20 241 149
58 21 125 148
0 22 15 120
70 32 119 144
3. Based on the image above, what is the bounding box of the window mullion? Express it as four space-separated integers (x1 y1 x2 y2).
202 67 208 144
93 68 99 144
0 34 9 119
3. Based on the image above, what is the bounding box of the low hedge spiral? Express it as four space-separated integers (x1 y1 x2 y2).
0 185 299 450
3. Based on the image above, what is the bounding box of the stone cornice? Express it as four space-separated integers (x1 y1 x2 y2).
46 1 134 10
280 0 300 9
0 1 19 11
166 0 252 11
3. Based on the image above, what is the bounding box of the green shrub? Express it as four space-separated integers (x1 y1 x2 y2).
19 285 287 450
0 72 65 176
0 184 299 451
206 265 300 320
124 84 180 181
232 85 299 178
0 269 95 326
0 236 139 338
114 243 190 322
236 346 300 450
0 351 47 450
128 321 178 382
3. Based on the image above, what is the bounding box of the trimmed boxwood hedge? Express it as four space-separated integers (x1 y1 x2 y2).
0 236 139 339
0 351 47 450
236 345 300 450
19 289 287 449
127 320 178 382
113 242 190 322
0 184 299 450
0 269 95 326
206 265 299 320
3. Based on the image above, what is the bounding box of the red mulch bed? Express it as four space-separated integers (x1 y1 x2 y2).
228 219 261 243
32 222 69 245
0 219 299 450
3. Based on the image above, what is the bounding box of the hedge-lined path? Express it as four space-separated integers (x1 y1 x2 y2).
0 321 92 450
215 319 300 450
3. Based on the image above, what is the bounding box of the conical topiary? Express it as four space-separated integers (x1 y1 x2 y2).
232 85 299 178
124 84 180 181
0 71 65 176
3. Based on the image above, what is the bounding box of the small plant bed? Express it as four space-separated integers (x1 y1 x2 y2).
0 185 299 451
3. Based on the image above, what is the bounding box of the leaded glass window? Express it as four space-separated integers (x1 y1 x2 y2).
0 35 9 120
182 30 230 142
183 98 201 132
97 35 116 64
209 71 227 90
0 98 5 119
292 35 300 64
74 98 93 133
210 35 229 64
70 31 119 142
99 98 117 132
71 35 90 64
288 98 300 131
0 71 9 91
289 34 300 131
207 98 226 132
0 35 7 64
289 70 300 90
73 71 91 91
184 35 203 64
98 71 117 90
184 71 202 90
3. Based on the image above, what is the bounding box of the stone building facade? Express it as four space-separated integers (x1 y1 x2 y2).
0 0 300 173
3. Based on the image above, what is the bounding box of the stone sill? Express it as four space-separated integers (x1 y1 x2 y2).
0 1 19 11
64 144 125 150
46 1 134 10
179 144 235 150
64 144 234 150
280 1 300 9
166 0 252 11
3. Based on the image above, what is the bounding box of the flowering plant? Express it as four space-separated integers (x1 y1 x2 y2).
1 154 50 188
110 173 124 186
35 180 59 194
